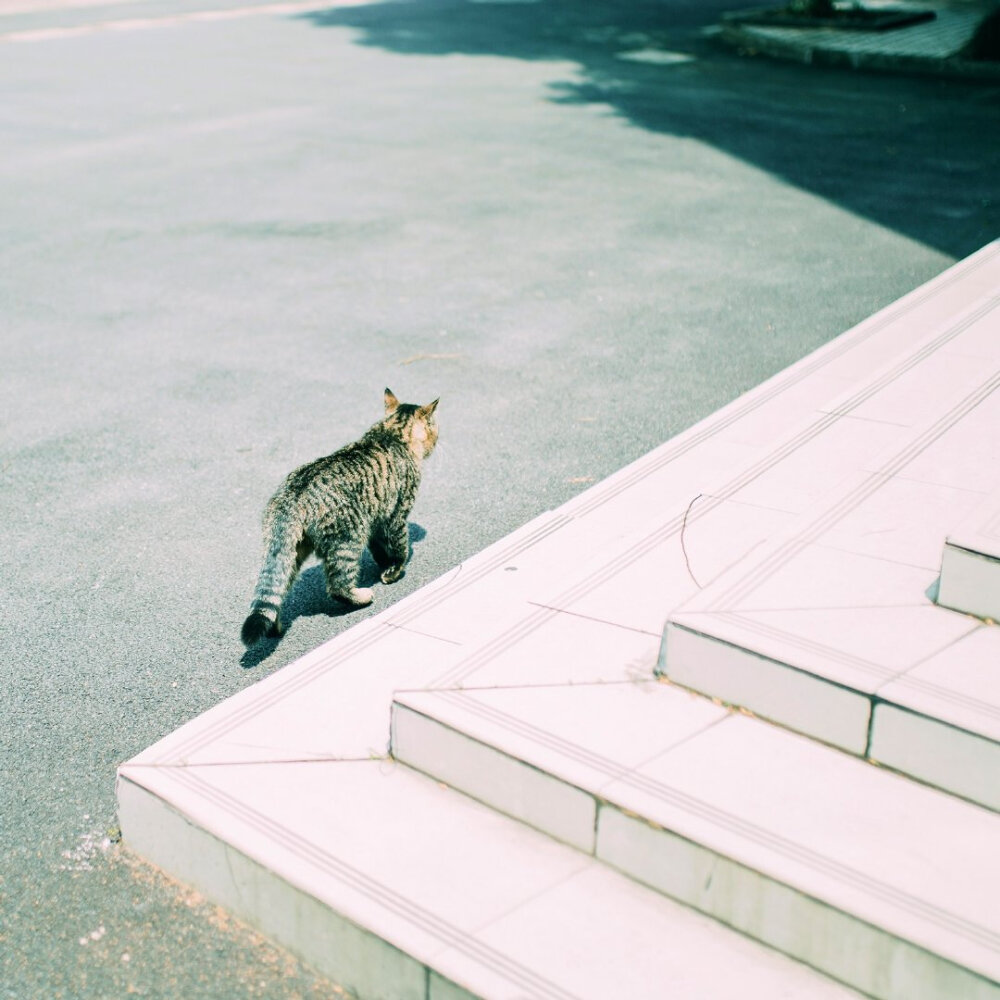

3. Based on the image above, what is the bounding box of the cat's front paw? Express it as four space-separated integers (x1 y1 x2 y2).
380 565 406 584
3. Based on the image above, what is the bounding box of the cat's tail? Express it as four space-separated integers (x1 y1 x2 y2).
241 514 303 647
240 607 275 647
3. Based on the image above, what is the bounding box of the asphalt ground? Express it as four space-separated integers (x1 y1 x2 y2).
1 1 998 996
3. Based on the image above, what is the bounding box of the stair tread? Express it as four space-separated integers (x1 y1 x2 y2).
118 758 860 1000
662 285 1000 807
393 682 1000 984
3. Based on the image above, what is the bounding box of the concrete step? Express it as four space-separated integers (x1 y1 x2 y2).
391 682 1000 1000
117 756 862 1000
939 484 1000 623
117 242 1000 999
661 284 1000 811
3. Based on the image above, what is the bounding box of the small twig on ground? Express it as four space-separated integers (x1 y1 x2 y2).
680 493 704 588
397 352 463 366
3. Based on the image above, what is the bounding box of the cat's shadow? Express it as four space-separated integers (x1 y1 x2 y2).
239 523 427 669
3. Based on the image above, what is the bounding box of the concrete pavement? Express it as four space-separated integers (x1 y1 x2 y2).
1 0 998 997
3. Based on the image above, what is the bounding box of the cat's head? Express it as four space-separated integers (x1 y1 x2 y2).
384 388 440 460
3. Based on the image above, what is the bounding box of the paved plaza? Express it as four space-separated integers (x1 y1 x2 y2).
1 0 998 997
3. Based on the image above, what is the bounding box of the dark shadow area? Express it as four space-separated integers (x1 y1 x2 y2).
240 522 428 668
239 632 281 669
303 0 999 259
963 7 1000 61
723 6 935 31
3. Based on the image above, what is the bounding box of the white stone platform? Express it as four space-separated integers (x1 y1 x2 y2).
118 241 1000 1000
663 277 1000 812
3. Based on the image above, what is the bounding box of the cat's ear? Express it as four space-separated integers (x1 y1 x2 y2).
418 398 440 418
384 388 400 414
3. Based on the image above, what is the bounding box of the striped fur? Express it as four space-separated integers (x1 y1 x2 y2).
241 389 439 646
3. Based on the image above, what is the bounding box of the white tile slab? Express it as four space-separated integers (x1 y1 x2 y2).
880 391 1000 498
154 627 466 765
937 290 1000 361
539 531 700 636
878 626 1000 740
820 338 994 429
598 715 1000 988
662 619 872 753
201 628 452 763
597 805 997 1000
869 706 1000 814
695 542 940 613
119 757 862 1000
946 485 1000 562
715 606 977 688
502 503 655 583
942 544 1000 622
819 476 987 571
727 418 902 514
882 383 1000 494
385 563 543 647
512 505 698 628
671 496 793 590
386 673 1000 995
663 325 1000 776
432 606 662 690
818 287 1000 416
684 367 1000 615
121 761 590 961
453 864 861 1000
392 700 597 852
710 371 858 449
117 765 431 1000
392 683 727 849
239 760 589 932
409 682 727 780
393 505 709 646
560 431 764 527
382 508 573 634
671 595 969 695
540 497 793 634
129 615 393 765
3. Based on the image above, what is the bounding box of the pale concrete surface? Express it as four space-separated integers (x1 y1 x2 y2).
665 252 1000 808
391 688 1000 997
117 762 865 1000
3 0 1000 996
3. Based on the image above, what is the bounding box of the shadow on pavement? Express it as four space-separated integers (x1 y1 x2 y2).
240 522 428 668
303 0 999 259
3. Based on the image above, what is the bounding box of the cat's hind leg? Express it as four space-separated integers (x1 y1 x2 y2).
318 538 374 607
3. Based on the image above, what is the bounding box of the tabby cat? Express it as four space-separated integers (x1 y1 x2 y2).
240 388 440 647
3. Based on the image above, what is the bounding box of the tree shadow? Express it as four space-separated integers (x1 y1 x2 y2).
239 522 428 668
307 0 726 61
302 0 999 259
